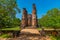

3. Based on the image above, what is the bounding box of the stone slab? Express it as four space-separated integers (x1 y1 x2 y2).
20 29 40 35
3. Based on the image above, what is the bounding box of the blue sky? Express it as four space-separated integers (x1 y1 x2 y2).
16 0 60 19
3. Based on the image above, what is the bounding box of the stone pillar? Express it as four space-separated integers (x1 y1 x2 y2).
28 14 32 26
32 4 38 28
21 8 28 28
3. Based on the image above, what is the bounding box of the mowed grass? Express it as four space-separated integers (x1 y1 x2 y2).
50 35 60 40
0 26 20 31
0 27 60 31
0 34 9 38
0 34 12 38
37 27 60 31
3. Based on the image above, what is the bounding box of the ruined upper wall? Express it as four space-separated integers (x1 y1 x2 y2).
32 4 38 28
21 8 28 28
28 14 32 26
33 4 36 10
21 4 38 28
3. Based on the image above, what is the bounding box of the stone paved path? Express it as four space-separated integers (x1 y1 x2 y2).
20 29 40 35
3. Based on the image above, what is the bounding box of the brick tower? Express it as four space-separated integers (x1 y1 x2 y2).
28 14 32 26
21 8 28 28
32 4 37 28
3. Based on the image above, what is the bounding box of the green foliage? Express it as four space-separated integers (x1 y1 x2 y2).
1 26 20 31
0 0 20 28
39 8 60 28
50 35 60 40
0 34 12 38
50 36 56 40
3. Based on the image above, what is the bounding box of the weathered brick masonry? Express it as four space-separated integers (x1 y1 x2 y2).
21 4 38 28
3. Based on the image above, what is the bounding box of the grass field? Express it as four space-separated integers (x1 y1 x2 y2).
0 26 20 31
0 34 10 38
50 35 60 40
0 27 60 31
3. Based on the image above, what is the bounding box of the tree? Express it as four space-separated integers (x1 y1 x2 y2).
39 8 60 28
0 0 20 28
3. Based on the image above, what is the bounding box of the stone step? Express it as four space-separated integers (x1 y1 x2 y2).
25 26 36 29
20 29 40 35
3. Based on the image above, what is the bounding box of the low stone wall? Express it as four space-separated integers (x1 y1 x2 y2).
0 29 60 39
0 35 51 40
0 38 7 40
0 38 14 40
39 30 60 36
0 30 20 38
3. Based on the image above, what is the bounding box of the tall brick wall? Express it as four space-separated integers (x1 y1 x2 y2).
28 14 32 26
21 8 28 28
32 4 37 28
21 4 38 28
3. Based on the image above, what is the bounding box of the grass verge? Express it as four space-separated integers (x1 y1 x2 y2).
0 26 20 31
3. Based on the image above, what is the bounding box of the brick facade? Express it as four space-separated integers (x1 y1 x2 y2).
32 4 38 28
21 8 28 28
28 14 32 26
21 4 38 28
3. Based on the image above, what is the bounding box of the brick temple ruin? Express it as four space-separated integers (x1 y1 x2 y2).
21 4 38 28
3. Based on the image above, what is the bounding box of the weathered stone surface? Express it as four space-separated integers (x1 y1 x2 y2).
32 4 38 28
28 14 32 26
0 38 13 40
0 38 7 40
20 29 40 35
21 8 28 28
21 4 38 28
0 36 51 40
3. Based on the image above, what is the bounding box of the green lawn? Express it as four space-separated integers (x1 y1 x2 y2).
0 34 9 38
50 35 60 40
1 27 60 31
0 34 12 38
37 27 60 31
0 26 20 31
